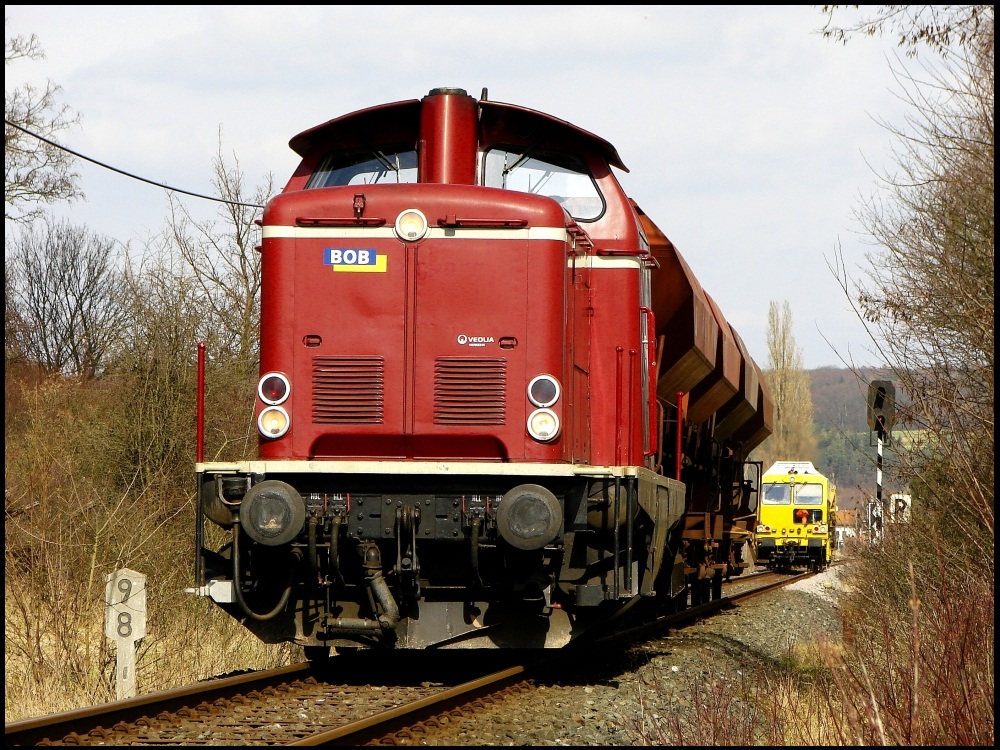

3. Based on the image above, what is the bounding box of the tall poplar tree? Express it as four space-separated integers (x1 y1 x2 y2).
756 300 816 468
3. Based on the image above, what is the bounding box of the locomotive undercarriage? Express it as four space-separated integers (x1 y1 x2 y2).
757 539 828 572
193 465 689 649
668 432 764 605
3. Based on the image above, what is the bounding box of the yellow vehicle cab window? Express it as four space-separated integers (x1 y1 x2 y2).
762 483 790 504
795 484 823 505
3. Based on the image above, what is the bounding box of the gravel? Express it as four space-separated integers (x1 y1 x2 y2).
401 565 848 746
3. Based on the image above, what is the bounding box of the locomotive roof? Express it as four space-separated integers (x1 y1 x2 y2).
764 461 822 476
288 94 629 173
289 98 423 157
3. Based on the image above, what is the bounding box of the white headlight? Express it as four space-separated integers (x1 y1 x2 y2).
527 408 560 441
394 208 428 241
258 406 290 438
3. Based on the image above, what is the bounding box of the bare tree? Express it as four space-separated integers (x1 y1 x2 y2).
756 300 817 466
101 248 205 492
7 218 127 377
821 8 994 744
834 10 993 548
4 23 82 224
158 140 274 462
168 134 272 363
819 4 992 58
5 256 26 363
100 141 275 484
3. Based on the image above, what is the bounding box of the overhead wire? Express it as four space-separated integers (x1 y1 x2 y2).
5 118 265 209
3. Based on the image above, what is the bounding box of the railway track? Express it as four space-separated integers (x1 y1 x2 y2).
5 567 821 746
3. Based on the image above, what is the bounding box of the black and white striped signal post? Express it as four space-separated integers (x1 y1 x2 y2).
874 422 885 540
867 380 895 542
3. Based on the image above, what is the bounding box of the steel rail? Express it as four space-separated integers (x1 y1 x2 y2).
5 663 310 746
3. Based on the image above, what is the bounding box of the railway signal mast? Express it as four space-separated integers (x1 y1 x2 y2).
866 380 895 541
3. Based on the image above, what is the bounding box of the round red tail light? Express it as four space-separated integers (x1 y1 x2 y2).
258 373 290 405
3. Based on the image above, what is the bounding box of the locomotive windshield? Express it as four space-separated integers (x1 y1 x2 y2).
483 147 604 221
762 482 823 505
307 146 418 187
762 483 790 504
795 484 824 505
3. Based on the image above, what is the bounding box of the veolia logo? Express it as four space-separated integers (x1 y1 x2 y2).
457 334 495 347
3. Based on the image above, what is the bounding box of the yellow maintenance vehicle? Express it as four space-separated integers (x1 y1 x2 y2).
756 461 836 571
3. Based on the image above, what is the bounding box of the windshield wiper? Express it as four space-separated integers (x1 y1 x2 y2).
372 150 398 174
501 153 531 188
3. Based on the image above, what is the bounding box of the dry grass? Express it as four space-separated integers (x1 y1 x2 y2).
623 535 994 746
4 372 297 724
4 573 297 722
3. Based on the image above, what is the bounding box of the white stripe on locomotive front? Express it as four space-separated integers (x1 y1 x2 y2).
262 226 569 241
261 224 643 269
196 459 662 479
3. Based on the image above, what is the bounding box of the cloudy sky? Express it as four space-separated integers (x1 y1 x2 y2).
5 5 914 370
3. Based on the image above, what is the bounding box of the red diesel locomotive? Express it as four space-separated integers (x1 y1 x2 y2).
192 87 773 652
